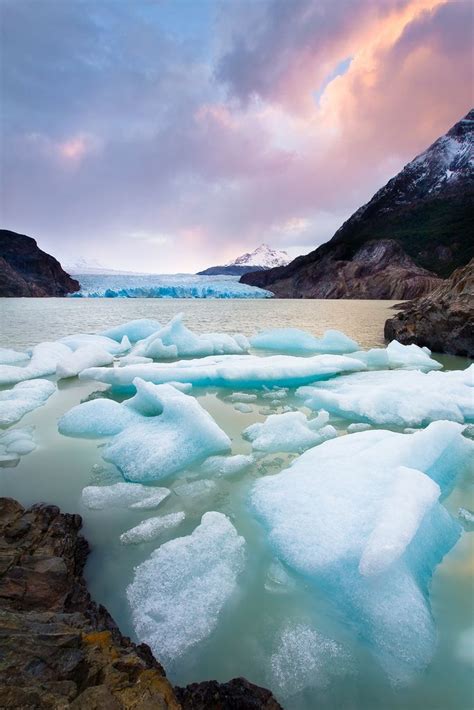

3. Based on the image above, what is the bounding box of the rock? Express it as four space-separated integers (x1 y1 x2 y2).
384 259 474 356
242 110 473 298
0 497 281 709
0 230 80 297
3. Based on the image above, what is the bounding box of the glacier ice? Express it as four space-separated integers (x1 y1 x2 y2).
244 410 337 454
80 353 367 391
251 422 473 682
81 482 170 510
0 342 71 385
120 512 185 545
126 512 245 664
101 319 162 342
61 379 231 482
0 426 36 465
133 313 250 359
351 341 441 372
251 327 359 354
0 348 29 365
297 366 474 426
0 379 56 427
56 345 114 379
60 333 131 355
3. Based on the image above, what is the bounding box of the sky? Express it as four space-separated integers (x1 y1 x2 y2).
0 0 472 273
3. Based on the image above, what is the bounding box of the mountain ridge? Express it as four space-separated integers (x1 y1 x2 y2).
198 243 290 276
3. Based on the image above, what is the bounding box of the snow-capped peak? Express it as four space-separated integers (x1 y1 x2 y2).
226 244 290 269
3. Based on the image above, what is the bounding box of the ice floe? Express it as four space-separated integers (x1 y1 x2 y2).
60 379 231 482
197 454 254 477
81 482 170 510
0 426 36 466
244 410 337 454
251 422 473 682
56 345 114 379
120 512 185 545
60 333 131 355
101 319 162 342
298 366 474 426
127 511 245 663
351 341 441 372
0 342 71 385
0 348 29 365
251 327 359 354
0 379 56 427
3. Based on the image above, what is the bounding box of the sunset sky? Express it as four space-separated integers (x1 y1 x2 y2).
1 0 472 273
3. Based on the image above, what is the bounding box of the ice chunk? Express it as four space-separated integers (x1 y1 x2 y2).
0 426 36 463
119 355 153 366
133 313 250 359
80 353 367 391
251 328 359 354
198 454 254 477
0 342 71 385
458 507 474 531
120 512 185 545
0 379 56 427
0 348 29 365
126 512 245 663
60 333 130 355
101 319 162 342
81 482 170 510
234 403 253 413
56 345 114 379
244 410 336 454
173 479 217 499
352 341 441 372
297 366 473 426
251 422 472 682
225 392 258 402
347 423 372 433
61 379 231 482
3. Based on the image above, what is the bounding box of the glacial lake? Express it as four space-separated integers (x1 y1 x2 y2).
0 297 472 710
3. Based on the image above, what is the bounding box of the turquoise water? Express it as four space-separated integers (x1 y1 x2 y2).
0 298 472 709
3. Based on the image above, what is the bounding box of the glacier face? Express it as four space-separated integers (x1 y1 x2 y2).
71 273 274 298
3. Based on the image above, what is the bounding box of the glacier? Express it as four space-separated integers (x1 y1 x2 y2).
251 422 473 683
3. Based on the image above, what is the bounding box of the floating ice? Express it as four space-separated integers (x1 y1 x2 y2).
458 507 474 531
198 454 254 477
0 342 71 385
126 512 245 663
61 379 231 482
251 328 359 354
173 479 217 500
101 319 162 342
119 355 153 366
234 403 253 413
60 333 130 355
0 426 36 466
56 345 114 379
297 366 474 426
347 422 372 433
120 512 185 545
80 353 367 391
352 341 441 372
133 313 250 359
225 392 258 403
244 410 336 454
81 482 170 510
0 379 56 427
251 422 473 682
0 348 29 365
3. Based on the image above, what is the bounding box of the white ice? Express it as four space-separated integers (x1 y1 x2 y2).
197 454 254 477
0 348 29 365
81 482 170 510
234 403 253 413
0 379 56 427
60 379 231 482
56 345 114 379
101 319 162 342
0 426 36 465
297 366 474 426
251 422 473 682
244 410 337 454
351 341 441 372
126 512 245 664
120 512 185 545
0 342 71 385
60 333 131 355
251 327 359 354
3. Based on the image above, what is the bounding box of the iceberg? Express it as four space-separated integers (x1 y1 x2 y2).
80 353 367 391
251 327 359 354
120 512 186 545
251 422 473 682
101 319 162 342
297 366 474 426
126 512 245 663
0 426 36 466
60 333 130 355
0 379 56 427
351 341 441 372
0 348 29 365
60 379 231 482
133 313 250 359
81 482 170 510
243 410 337 454
56 345 114 379
0 341 71 385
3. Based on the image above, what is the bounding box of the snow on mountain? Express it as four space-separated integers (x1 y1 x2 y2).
198 244 290 275
65 258 149 276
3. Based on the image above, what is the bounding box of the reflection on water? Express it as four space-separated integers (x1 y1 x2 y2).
0 298 472 710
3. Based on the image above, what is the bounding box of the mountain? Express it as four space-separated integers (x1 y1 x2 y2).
65 257 150 276
198 244 290 275
242 110 474 298
0 230 80 297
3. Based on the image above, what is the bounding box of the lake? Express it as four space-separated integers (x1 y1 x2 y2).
0 298 472 710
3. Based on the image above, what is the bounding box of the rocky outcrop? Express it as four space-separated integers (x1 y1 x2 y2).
0 498 282 709
242 110 474 297
0 230 80 297
243 239 441 299
384 259 474 356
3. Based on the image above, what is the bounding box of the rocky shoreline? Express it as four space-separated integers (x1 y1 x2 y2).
0 497 281 709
